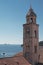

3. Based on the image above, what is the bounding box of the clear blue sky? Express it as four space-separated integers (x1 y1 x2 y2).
0 0 43 44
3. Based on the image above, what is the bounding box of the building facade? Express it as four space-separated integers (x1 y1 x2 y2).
23 7 39 65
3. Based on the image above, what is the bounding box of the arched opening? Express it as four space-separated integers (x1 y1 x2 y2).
30 18 33 22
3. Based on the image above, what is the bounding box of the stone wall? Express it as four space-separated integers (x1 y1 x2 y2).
39 46 43 63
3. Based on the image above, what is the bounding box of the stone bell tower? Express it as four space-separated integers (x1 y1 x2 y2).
23 7 39 65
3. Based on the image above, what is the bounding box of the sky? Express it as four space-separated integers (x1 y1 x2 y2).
0 0 43 44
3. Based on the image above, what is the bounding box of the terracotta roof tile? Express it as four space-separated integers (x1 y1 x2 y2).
0 52 31 65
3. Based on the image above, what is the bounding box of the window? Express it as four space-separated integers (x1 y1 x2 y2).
34 46 37 53
26 28 30 37
26 45 30 48
5 64 7 65
25 52 29 57
27 27 30 33
26 45 30 53
38 55 40 62
27 30 30 34
34 30 37 38
16 62 19 65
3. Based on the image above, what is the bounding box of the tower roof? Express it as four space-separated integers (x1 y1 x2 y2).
26 7 36 17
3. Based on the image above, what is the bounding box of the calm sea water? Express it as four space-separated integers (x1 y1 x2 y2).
0 44 23 58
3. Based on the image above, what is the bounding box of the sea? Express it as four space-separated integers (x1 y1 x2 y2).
0 44 23 58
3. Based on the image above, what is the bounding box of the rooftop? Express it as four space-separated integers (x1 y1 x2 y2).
0 52 31 65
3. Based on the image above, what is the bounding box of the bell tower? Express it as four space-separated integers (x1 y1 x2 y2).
23 7 39 65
